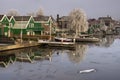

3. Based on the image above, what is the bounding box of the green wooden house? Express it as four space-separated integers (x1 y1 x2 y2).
0 15 56 40
9 16 44 37
33 16 56 35
0 15 10 37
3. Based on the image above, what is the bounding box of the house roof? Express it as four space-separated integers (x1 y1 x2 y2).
14 16 31 21
7 16 12 20
0 15 4 20
33 16 49 21
98 16 112 20
59 16 71 21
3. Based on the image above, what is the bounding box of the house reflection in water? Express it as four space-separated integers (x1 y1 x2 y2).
0 53 15 67
67 44 88 63
0 47 53 68
97 35 114 47
0 44 88 68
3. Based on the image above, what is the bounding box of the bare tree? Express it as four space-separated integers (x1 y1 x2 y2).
6 9 20 16
68 8 88 37
36 8 44 17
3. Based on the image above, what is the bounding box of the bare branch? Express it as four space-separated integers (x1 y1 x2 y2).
68 8 88 36
6 9 20 16
36 8 44 17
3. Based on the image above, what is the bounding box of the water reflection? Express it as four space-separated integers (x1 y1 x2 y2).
0 47 53 68
67 44 87 63
0 44 88 68
0 36 114 67
0 54 15 67
0 35 117 68
97 35 115 47
0 35 120 80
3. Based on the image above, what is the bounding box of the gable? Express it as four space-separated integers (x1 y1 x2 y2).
1 16 9 24
10 18 15 25
0 15 4 21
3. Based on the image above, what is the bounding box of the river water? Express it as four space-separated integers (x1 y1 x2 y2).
0 35 120 80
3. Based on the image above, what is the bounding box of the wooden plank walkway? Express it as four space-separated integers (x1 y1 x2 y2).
0 41 75 52
38 40 75 48
0 42 40 52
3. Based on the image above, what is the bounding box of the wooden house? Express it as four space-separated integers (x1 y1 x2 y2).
0 15 56 41
33 16 56 35
8 16 44 38
0 15 10 37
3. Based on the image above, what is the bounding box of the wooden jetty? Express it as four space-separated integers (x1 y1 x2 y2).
75 37 100 42
38 40 75 48
0 41 40 52
67 36 100 42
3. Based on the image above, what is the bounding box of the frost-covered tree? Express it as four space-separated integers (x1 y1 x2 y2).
6 9 20 16
69 8 88 37
36 8 44 16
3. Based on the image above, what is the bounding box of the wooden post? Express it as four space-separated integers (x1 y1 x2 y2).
49 19 52 41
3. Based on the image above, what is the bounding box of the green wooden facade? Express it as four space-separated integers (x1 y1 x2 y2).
0 15 56 38
0 15 10 36
9 16 44 36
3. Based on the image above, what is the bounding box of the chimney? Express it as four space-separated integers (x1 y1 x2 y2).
57 14 59 22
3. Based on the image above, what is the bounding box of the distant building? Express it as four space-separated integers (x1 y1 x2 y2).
57 14 70 29
98 15 113 27
88 16 116 34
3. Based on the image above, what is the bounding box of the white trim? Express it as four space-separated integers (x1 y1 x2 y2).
1 15 9 22
0 15 5 22
9 16 15 22
25 16 33 28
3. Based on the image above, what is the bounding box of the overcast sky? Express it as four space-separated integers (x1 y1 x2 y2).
0 0 119 19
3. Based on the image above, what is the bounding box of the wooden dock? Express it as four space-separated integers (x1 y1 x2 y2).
75 37 100 42
68 37 100 42
38 40 75 48
0 41 40 52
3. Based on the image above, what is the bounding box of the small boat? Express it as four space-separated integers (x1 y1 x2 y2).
54 37 72 42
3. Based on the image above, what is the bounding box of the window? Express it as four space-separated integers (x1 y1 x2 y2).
29 23 34 28
9 23 13 27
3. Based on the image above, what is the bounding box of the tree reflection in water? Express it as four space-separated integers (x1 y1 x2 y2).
1 37 115 68
67 44 88 63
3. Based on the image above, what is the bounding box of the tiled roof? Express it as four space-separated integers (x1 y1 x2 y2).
33 16 49 21
0 15 4 20
59 16 71 21
14 16 31 21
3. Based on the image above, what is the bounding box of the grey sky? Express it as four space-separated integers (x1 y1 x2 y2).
0 0 119 19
